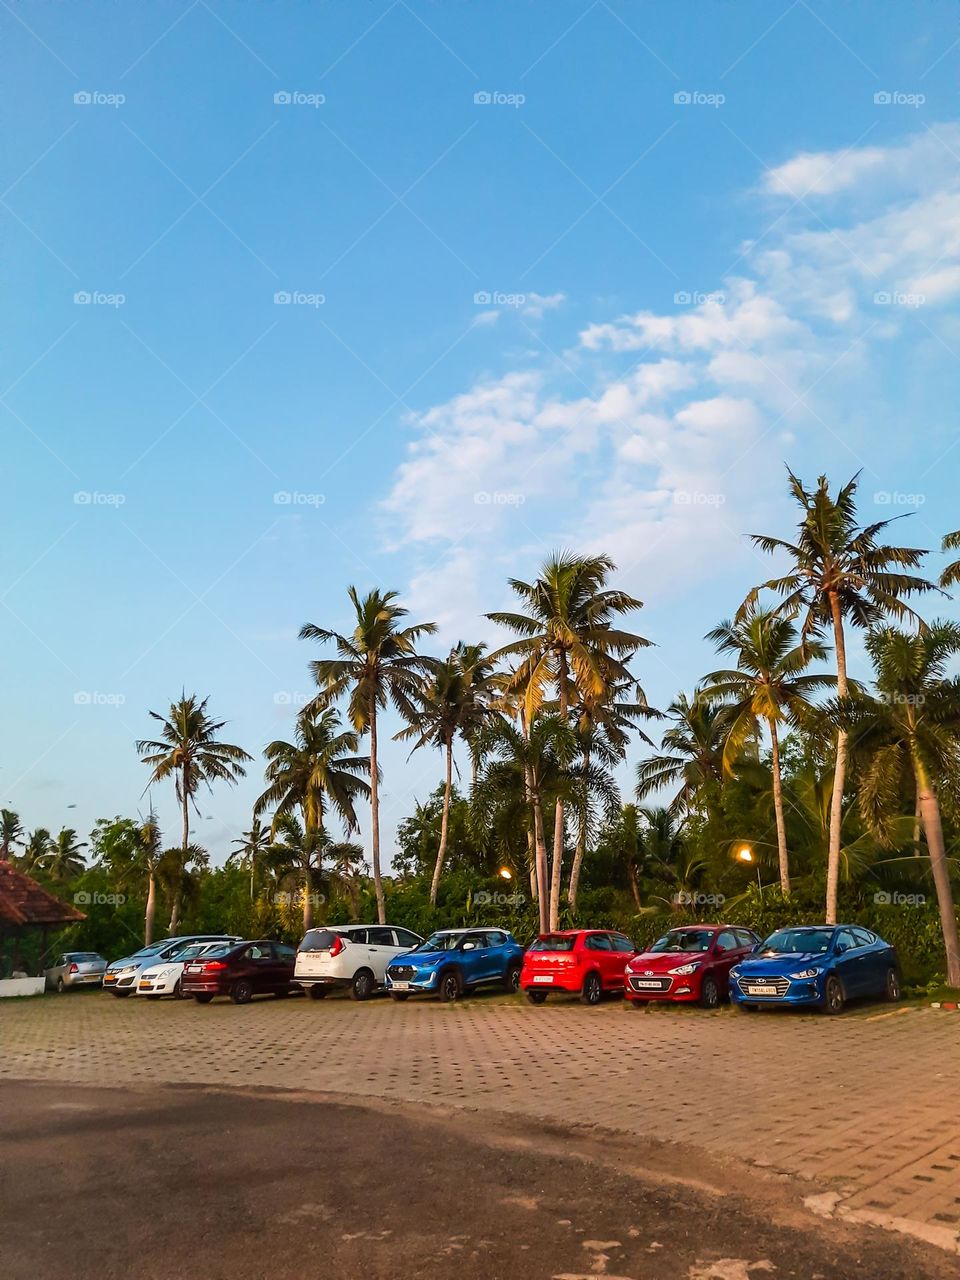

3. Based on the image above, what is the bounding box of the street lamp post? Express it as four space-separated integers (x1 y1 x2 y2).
737 845 763 900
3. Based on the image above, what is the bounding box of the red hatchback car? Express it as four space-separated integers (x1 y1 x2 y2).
521 929 637 1006
624 925 760 1009
181 939 297 1005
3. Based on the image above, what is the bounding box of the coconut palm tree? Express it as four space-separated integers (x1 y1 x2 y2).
91 812 164 944
743 469 938 922
254 708 370 838
300 588 437 924
37 828 87 883
636 693 737 818
137 694 251 930
701 609 835 895
487 552 649 928
20 827 53 871
327 840 365 916
228 818 271 901
637 806 706 907
828 622 960 986
0 809 24 860
941 530 960 589
263 812 328 931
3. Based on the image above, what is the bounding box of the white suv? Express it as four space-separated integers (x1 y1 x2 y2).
294 924 423 1000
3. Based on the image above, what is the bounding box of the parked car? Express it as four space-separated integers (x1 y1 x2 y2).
624 925 760 1009
103 935 240 996
180 939 298 1004
135 941 229 999
385 928 524 1002
521 930 637 1005
294 924 424 1000
729 925 901 1014
45 951 107 992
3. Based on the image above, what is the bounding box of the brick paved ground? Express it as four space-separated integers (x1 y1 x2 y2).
2 992 959 1252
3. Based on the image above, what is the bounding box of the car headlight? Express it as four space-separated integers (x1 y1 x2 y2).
788 967 821 980
729 967 741 979
668 961 701 975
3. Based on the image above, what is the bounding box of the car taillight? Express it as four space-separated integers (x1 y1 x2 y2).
328 937 344 957
202 961 227 972
69 963 79 973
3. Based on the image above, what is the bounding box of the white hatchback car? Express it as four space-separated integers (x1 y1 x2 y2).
294 924 423 1000
135 940 232 999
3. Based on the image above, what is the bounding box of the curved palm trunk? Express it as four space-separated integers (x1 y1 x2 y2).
567 744 590 912
825 594 847 924
144 870 157 946
768 718 791 896
914 758 960 988
429 735 453 906
369 693 386 925
549 652 569 931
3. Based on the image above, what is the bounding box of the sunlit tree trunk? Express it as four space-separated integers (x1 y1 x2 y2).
768 718 791 896
429 735 453 906
567 744 590 912
914 757 960 988
549 651 569 931
369 691 386 925
144 870 156 946
826 593 847 924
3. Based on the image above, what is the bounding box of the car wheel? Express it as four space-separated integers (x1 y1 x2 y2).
350 969 375 1001
504 963 522 993
308 986 328 1000
194 994 214 1004
56 977 65 993
580 972 602 1006
525 990 548 1005
230 980 254 1005
439 970 462 1002
390 992 409 1002
699 975 720 1010
884 967 902 1002
823 975 845 1015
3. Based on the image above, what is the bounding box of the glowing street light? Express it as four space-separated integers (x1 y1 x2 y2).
498 866 513 881
735 843 762 897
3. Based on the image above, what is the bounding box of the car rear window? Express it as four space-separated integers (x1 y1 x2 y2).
299 929 346 952
529 935 576 951
194 944 233 960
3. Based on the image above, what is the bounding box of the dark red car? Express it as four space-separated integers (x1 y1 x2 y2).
624 925 760 1009
521 929 637 1006
180 939 297 1004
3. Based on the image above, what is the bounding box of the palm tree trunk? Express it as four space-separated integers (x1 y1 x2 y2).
914 757 960 988
768 718 791 896
628 860 642 913
369 693 386 925
429 735 453 906
168 771 189 933
144 870 156 946
567 744 590 912
303 864 314 932
913 787 922 849
549 652 569 931
529 776 549 935
826 593 848 925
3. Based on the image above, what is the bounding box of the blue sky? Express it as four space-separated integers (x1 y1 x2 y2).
4 1 960 866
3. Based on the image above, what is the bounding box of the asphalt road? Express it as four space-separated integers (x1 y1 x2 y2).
0 1080 953 1280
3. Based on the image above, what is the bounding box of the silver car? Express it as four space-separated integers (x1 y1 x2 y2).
45 951 107 992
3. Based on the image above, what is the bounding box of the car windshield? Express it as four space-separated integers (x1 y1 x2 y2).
760 928 834 955
132 942 169 958
415 933 463 952
530 935 576 951
649 929 715 953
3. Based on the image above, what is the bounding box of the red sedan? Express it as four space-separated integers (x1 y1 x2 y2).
624 925 760 1009
521 929 637 1006
181 939 297 1004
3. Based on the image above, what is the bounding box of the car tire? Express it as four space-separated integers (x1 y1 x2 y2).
504 963 522 993
580 972 602 1006
884 967 902 1002
308 986 328 1000
56 977 65 993
699 975 720 1010
350 969 375 1001
194 994 214 1004
823 975 845 1015
173 979 185 1000
390 992 409 1001
525 990 548 1005
230 980 254 1005
438 969 462 1002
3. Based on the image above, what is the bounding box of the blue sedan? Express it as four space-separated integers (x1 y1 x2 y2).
729 925 901 1014
385 928 524 1002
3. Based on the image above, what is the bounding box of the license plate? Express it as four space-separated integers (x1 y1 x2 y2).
104 975 116 983
391 981 411 990
634 980 664 989
532 975 553 983
747 984 778 996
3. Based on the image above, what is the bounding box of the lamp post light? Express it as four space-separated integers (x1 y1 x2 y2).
736 844 762 899
498 866 513 881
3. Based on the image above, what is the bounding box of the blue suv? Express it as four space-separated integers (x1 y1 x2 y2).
385 928 524 1002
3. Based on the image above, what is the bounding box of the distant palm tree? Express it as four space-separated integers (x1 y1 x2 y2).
636 693 737 818
137 694 251 931
228 818 271 901
638 806 705 907
941 530 960 589
94 813 164 945
488 552 649 928
702 609 835 895
38 828 87 883
327 840 365 917
829 622 960 986
0 809 24 860
743 469 937 922
21 827 54 871
264 812 327 931
301 588 437 924
255 708 370 837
